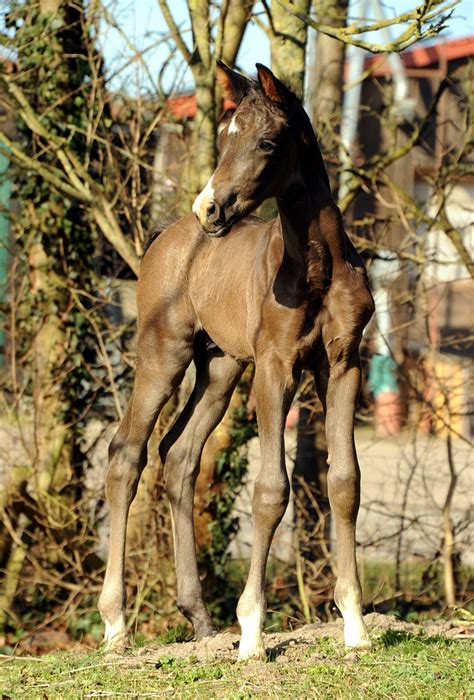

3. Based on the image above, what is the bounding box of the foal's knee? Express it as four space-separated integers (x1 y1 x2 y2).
106 436 147 498
252 479 290 527
327 465 360 520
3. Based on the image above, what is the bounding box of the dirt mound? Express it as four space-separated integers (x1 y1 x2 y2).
134 613 473 664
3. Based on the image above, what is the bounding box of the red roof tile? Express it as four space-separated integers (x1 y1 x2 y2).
365 35 474 75
166 93 235 119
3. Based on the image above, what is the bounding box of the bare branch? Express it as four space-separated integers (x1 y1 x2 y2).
157 0 192 65
188 0 212 70
278 0 459 54
0 72 140 274
217 1 255 67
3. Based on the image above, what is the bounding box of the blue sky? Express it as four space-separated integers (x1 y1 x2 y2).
100 0 474 93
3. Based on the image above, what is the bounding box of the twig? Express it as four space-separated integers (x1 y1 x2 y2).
278 0 459 54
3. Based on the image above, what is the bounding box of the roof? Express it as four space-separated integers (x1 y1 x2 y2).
366 35 474 75
166 93 235 120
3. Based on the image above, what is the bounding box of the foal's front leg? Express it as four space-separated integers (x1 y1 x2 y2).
237 359 298 660
98 340 192 650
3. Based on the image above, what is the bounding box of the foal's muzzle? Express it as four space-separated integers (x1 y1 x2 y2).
203 200 223 229
192 179 232 237
197 201 229 237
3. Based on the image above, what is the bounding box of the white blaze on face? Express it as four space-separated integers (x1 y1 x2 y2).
192 174 215 225
228 115 239 134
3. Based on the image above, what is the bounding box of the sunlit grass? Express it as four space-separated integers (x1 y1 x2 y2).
1 629 471 699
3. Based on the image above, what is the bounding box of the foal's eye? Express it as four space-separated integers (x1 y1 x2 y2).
259 140 275 152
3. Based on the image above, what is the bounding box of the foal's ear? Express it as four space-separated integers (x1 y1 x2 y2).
216 60 252 104
256 63 294 107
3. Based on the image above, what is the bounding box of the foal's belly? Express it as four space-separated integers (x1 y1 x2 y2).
193 283 255 362
193 281 323 366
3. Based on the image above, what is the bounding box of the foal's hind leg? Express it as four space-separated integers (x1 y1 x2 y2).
159 350 244 638
98 338 192 650
315 351 370 649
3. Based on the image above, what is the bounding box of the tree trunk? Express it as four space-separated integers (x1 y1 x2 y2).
158 4 257 615
293 390 331 562
0 0 73 636
309 0 349 192
181 0 255 206
219 1 255 68
270 0 311 93
0 0 103 634
29 242 71 502
185 66 217 206
292 1 349 575
27 0 73 509
268 1 348 589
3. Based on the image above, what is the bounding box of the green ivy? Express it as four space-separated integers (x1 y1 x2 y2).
5 1 131 429
0 2 135 632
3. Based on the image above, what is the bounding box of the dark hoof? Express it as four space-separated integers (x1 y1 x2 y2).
178 601 217 639
195 622 219 639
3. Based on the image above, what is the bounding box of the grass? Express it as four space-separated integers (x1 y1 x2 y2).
1 630 472 699
360 560 474 618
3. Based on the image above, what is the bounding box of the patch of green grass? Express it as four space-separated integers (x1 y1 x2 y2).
305 633 472 700
361 559 474 619
154 623 194 645
1 629 472 700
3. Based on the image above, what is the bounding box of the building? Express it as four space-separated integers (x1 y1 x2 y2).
353 37 473 437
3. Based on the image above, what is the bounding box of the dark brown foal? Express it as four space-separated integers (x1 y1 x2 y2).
99 62 374 660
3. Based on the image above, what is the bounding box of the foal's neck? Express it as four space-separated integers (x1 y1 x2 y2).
277 144 346 279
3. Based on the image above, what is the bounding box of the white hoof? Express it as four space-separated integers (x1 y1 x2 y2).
344 620 371 650
238 639 266 662
103 619 128 651
238 608 266 661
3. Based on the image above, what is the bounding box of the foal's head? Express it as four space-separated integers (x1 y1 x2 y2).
193 62 326 237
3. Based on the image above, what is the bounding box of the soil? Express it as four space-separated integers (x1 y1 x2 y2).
131 613 474 665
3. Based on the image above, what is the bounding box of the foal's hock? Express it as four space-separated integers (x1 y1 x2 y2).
99 61 374 660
